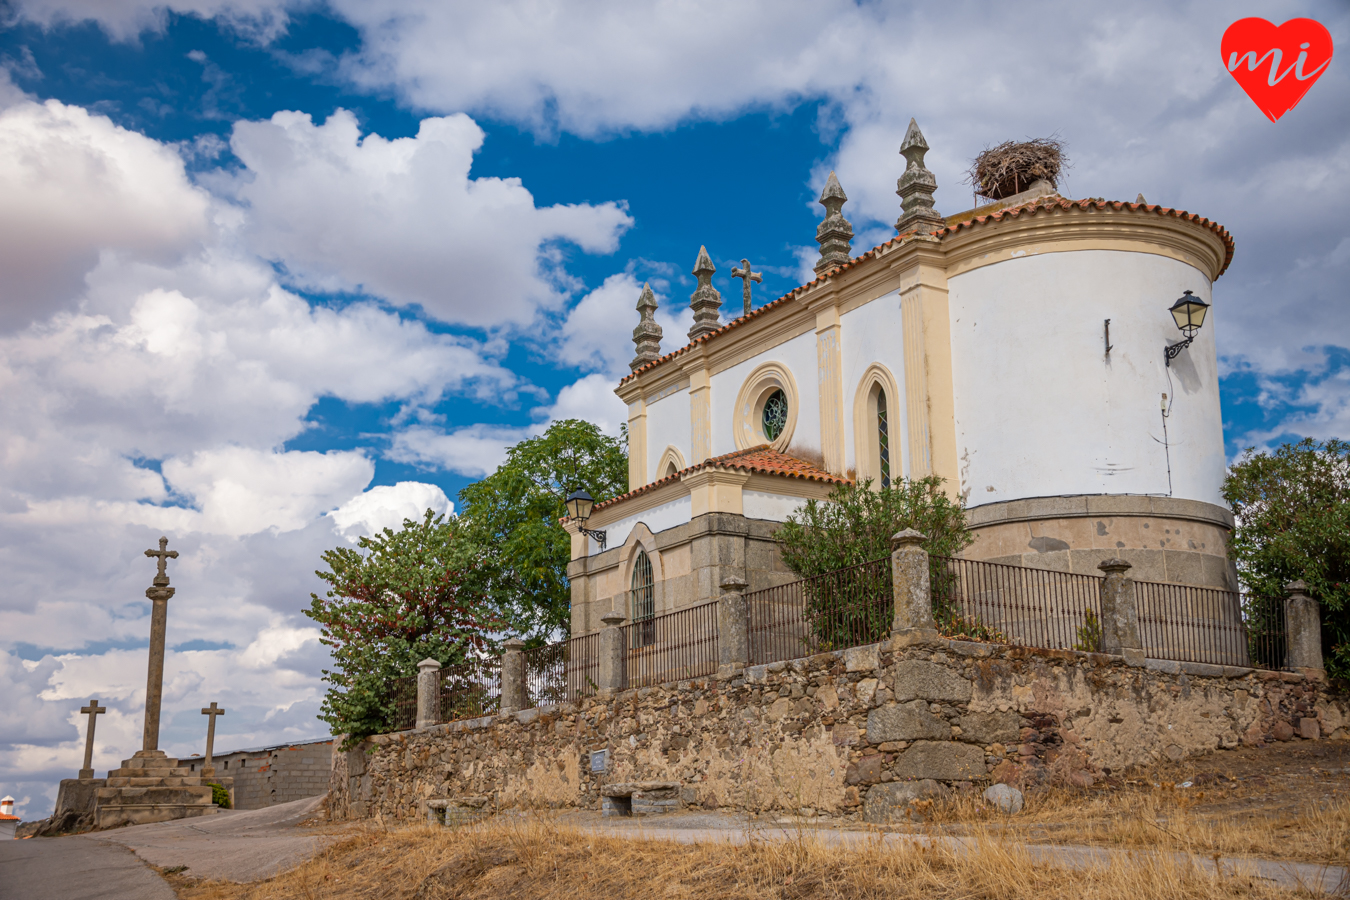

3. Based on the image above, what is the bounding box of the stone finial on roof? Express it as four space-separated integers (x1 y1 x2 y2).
815 171 854 276
687 245 722 342
895 118 944 235
630 282 663 370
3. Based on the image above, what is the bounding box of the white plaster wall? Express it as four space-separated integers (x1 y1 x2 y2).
743 489 812 522
710 330 821 458
645 388 690 481
840 293 911 479
948 250 1225 508
589 495 692 557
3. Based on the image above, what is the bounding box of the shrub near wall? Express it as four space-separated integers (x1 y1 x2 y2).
329 638 1349 823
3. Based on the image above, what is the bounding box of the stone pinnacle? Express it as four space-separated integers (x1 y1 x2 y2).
895 118 944 235
630 282 664 371
815 171 854 276
687 246 723 342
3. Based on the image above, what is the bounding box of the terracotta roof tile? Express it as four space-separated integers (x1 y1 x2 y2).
592 445 849 513
619 197 1234 386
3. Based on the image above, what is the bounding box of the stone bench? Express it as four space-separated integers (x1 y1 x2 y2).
426 796 491 827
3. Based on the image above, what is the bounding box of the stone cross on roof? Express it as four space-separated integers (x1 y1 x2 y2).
630 283 663 370
895 118 944 235
730 259 762 316
815 171 854 275
687 246 723 342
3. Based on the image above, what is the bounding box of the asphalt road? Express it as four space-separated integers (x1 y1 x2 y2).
0 831 176 900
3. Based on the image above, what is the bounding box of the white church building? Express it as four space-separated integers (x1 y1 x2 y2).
565 121 1235 637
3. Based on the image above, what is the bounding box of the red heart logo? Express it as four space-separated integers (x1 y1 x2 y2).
1222 18 1334 121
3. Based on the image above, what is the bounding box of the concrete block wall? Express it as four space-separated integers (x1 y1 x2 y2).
183 739 332 810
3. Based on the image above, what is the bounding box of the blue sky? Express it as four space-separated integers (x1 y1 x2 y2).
0 0 1346 816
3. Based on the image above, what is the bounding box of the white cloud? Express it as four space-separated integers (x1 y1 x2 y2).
387 423 535 478
328 481 452 540
221 109 633 327
541 372 627 438
0 99 211 329
554 272 691 377
11 0 298 42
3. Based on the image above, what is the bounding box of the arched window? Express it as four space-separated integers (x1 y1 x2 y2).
631 549 655 645
664 460 679 478
877 388 891 489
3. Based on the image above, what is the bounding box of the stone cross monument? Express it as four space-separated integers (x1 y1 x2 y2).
78 699 106 779
142 536 178 752
730 259 762 316
200 702 225 777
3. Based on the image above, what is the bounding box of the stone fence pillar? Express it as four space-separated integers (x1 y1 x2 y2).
1097 559 1142 659
597 611 627 694
717 578 749 677
415 658 441 731
891 529 936 638
500 638 527 714
1285 580 1324 674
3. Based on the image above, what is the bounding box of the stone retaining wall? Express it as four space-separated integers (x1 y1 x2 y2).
328 636 1347 823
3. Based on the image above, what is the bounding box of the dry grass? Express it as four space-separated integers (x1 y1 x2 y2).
166 815 1326 900
914 783 1350 865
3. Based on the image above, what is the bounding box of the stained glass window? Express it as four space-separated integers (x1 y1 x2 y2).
762 389 788 442
631 549 655 646
877 389 891 489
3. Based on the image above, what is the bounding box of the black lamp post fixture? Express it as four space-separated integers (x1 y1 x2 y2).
565 489 607 551
1164 290 1210 367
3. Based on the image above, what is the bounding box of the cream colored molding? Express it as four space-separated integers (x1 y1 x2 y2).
852 362 902 488
897 243 960 497
589 477 689 530
742 472 839 503
815 306 846 475
689 367 712 463
732 361 800 452
682 468 752 517
627 397 648 490
656 445 687 480
940 205 1229 282
647 378 689 403
562 518 587 562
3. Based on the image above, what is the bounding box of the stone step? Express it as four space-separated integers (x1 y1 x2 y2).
115 756 179 771
107 767 192 779
95 803 220 829
104 776 203 788
97 786 215 807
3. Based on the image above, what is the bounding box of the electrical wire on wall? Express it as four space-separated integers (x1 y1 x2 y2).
1159 364 1177 497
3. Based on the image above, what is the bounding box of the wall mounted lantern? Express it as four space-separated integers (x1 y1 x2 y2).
565 489 607 550
1164 290 1210 367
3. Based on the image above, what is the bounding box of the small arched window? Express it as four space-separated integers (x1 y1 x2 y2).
664 460 679 479
762 389 788 441
876 387 891 489
631 549 655 645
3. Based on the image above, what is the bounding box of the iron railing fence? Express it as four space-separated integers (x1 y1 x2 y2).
746 558 893 665
439 656 501 722
1135 580 1251 666
523 631 602 706
621 599 719 689
929 555 1103 650
390 673 418 732
1244 594 1288 671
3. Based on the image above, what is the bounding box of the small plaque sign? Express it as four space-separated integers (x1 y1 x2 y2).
590 749 609 773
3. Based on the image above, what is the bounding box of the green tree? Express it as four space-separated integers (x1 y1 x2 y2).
305 511 498 745
457 419 627 639
1223 437 1350 679
775 477 974 648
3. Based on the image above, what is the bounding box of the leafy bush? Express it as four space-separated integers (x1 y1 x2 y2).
1223 438 1350 679
777 477 974 647
207 782 230 808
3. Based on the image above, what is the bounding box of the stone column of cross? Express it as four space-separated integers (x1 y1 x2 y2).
78 699 106 779
730 259 762 316
142 536 179 753
200 702 226 777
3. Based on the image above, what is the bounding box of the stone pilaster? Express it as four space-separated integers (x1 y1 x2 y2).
815 172 853 276
717 578 749 677
1285 580 1324 674
890 529 936 638
687 246 723 342
597 612 627 694
1097 559 1143 660
415 658 441 731
689 367 711 463
630 283 663 370
895 119 944 235
500 638 528 713
816 305 846 475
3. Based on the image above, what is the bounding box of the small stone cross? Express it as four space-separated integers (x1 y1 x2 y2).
144 536 178 587
79 699 106 779
731 258 762 316
200 701 226 777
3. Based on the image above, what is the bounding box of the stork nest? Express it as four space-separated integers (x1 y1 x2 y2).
965 137 1068 201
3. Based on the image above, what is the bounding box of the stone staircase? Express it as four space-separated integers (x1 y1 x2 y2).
95 750 219 828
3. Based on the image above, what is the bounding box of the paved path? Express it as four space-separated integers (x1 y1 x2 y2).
564 811 1349 895
0 796 334 899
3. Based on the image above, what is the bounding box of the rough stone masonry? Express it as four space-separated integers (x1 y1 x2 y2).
329 635 1348 824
